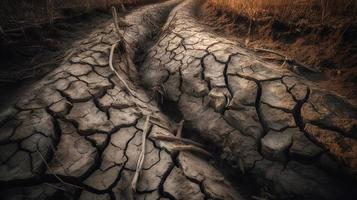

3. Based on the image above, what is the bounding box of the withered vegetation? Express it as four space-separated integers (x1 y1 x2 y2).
203 0 357 99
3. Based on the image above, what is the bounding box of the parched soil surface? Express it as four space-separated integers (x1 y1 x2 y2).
0 0 356 200
200 1 357 100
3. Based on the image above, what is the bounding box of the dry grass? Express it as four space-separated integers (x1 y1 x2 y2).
204 0 357 100
209 0 357 25
0 0 156 31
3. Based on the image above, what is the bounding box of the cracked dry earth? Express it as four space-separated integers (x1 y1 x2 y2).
0 0 356 200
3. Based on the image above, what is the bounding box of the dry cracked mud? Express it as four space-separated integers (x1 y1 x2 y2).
140 0 357 199
0 0 356 200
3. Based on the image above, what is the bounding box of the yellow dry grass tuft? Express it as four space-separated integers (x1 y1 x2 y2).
209 0 357 24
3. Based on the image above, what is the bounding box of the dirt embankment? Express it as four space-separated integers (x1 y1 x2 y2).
200 0 357 100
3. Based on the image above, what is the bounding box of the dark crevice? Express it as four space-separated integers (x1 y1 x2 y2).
158 152 178 200
158 95 183 123
293 87 310 130
179 126 261 200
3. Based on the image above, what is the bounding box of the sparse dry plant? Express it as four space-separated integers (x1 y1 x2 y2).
208 0 357 25
0 0 157 31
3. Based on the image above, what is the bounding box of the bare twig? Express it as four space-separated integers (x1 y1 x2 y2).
131 114 151 193
109 42 136 97
109 6 138 98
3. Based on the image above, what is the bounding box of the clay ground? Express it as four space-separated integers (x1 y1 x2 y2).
200 0 357 100
0 0 356 200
